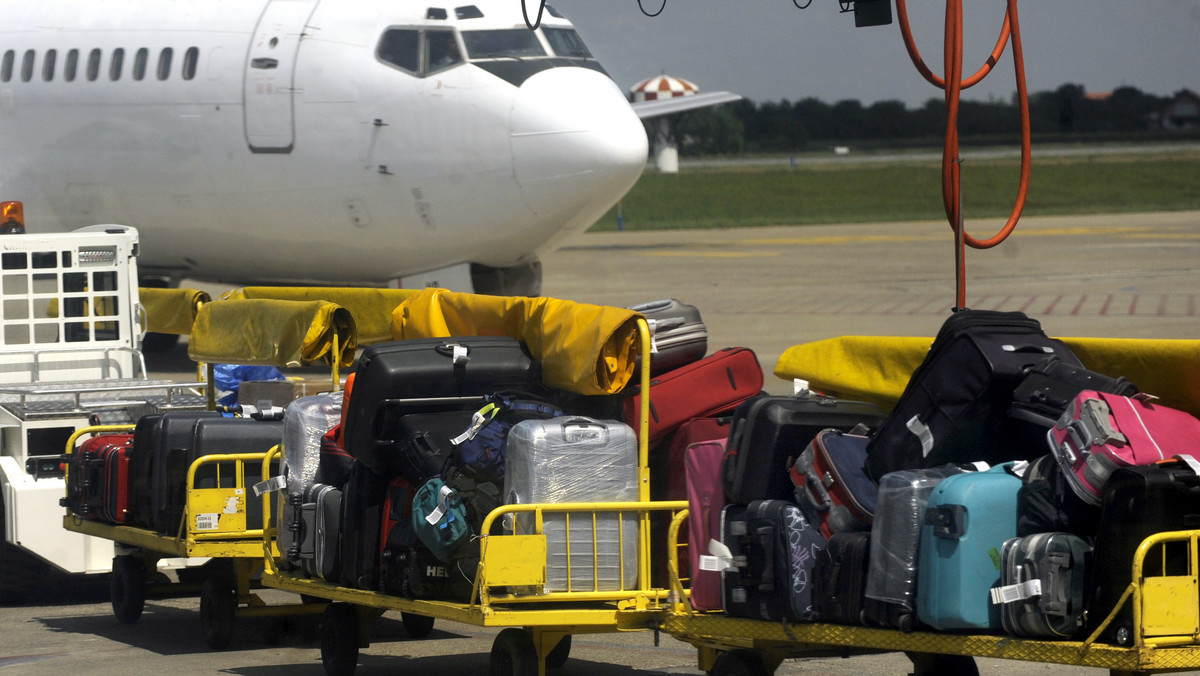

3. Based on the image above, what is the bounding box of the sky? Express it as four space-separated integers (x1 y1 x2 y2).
548 0 1200 108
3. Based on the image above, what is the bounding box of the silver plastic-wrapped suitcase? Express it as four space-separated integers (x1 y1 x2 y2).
279 392 342 565
504 416 639 592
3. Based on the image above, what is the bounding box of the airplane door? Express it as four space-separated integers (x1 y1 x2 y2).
243 0 320 153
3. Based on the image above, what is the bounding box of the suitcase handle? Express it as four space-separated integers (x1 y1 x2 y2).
790 461 833 514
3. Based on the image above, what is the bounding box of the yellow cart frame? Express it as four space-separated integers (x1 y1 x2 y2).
62 424 324 648
258 317 690 676
662 510 1200 676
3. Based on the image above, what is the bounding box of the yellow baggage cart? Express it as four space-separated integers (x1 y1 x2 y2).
254 290 689 676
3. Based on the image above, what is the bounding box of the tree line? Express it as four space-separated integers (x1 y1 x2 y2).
669 84 1190 155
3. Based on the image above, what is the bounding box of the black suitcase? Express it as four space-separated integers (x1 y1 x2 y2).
723 393 884 504
720 499 826 622
299 483 342 581
1088 460 1200 645
865 309 1080 481
813 531 872 625
129 410 220 528
151 417 283 535
627 298 708 375
343 337 542 475
1016 454 1101 538
373 410 478 485
339 460 390 590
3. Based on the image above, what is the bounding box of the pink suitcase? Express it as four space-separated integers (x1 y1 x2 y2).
1049 390 1200 506
686 438 727 611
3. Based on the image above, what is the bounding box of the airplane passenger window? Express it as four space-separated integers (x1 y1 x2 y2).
0 50 12 83
110 48 124 81
157 48 173 81
87 49 101 81
182 47 199 80
133 48 148 81
424 30 463 74
542 28 592 59
64 49 78 82
20 50 34 83
461 30 546 60
378 29 419 74
42 49 56 82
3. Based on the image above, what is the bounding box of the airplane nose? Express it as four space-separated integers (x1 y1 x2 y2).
510 68 647 226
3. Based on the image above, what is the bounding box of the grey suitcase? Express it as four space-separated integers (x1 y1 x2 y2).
993 532 1092 639
279 393 342 562
628 298 708 375
297 483 343 581
504 416 639 592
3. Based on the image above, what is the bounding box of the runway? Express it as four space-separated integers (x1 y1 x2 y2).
4 211 1198 676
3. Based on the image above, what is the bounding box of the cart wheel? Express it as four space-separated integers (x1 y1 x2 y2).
545 634 571 670
110 555 146 624
200 575 237 649
401 612 435 639
490 627 537 676
322 603 360 676
709 650 770 676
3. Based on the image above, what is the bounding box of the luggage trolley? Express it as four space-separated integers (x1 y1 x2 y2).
256 295 688 676
661 511 1200 676
60 297 358 648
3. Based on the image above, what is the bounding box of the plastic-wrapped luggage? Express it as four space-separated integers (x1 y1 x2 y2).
504 416 639 592
865 464 971 631
282 392 343 497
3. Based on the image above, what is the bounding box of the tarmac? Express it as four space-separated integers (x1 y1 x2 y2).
3 210 1198 675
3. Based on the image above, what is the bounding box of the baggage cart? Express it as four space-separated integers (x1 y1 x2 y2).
60 296 359 648
257 294 690 676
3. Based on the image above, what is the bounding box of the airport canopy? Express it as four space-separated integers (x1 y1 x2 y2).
188 298 357 369
392 287 641 396
776 335 1200 416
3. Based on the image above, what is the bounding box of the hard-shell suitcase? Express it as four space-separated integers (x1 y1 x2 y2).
917 463 1021 631
622 346 763 446
129 410 220 528
720 499 825 621
790 428 876 539
724 394 884 505
865 309 1080 481
1048 390 1200 506
101 439 136 524
1016 454 1100 537
343 337 541 474
685 438 727 611
67 434 130 519
152 416 283 535
505 417 639 592
627 298 708 376
1089 458 1200 645
279 393 343 561
814 531 872 625
865 464 971 631
293 483 342 581
993 531 1092 639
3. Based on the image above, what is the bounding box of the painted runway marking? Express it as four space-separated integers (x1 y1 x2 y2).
704 293 1199 317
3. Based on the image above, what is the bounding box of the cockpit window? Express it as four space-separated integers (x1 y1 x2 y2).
461 29 546 60
424 30 463 73
379 29 420 73
542 28 592 59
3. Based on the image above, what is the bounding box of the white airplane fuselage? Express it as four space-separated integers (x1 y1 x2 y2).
0 0 648 290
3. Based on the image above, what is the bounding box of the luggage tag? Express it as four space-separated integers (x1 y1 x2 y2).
698 539 735 572
1174 454 1200 476
990 579 1043 605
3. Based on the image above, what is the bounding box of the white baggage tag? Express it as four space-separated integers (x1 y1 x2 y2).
254 476 286 496
990 579 1042 605
700 539 734 570
646 318 660 354
450 344 470 364
1178 454 1200 476
906 415 935 457
425 484 458 525
793 379 811 396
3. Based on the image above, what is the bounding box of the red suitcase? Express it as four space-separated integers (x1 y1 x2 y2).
101 438 136 524
66 433 133 520
686 438 727 611
623 347 763 445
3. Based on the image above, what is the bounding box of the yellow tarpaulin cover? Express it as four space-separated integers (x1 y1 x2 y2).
140 287 211 336
220 287 419 346
392 288 641 396
776 336 1200 417
188 299 357 368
